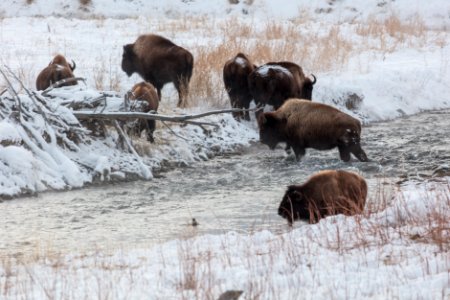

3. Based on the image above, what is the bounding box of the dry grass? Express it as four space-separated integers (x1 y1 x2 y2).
184 13 436 108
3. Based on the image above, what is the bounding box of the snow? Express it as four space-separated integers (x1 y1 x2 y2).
1 180 448 299
0 0 449 299
256 64 293 78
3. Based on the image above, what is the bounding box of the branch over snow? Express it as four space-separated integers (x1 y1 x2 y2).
73 107 260 123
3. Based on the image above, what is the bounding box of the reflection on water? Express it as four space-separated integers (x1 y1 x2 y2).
1 110 449 258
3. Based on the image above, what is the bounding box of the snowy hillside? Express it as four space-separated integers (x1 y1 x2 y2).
1 0 450 29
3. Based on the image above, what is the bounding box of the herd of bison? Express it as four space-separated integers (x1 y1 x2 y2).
35 33 371 225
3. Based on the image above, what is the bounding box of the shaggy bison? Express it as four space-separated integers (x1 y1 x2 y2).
278 170 367 224
127 82 159 142
223 53 257 121
36 54 76 91
121 34 194 108
248 61 316 111
257 98 369 162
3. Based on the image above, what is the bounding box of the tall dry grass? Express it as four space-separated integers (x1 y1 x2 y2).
185 13 437 107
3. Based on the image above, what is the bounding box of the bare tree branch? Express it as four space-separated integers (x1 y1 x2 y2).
73 107 259 123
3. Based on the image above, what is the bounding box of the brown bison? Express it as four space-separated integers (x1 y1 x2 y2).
36 54 76 90
278 170 367 224
248 61 316 111
121 34 194 108
257 98 369 162
223 53 257 121
128 82 159 142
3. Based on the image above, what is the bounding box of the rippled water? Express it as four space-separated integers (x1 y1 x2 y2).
1 110 449 258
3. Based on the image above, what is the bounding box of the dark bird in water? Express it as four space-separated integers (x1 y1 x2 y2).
217 290 244 300
191 218 199 226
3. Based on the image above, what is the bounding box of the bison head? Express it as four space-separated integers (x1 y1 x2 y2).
278 185 307 224
121 44 136 76
300 74 316 100
257 112 285 150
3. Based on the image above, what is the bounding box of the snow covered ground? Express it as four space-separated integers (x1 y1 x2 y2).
0 0 449 299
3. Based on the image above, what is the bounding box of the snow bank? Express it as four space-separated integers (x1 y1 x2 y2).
0 84 257 198
1 179 448 299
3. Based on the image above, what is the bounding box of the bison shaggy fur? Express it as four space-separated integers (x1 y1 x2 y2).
278 170 367 224
36 54 76 91
128 82 159 142
257 98 369 162
223 53 257 121
121 34 194 108
248 61 316 111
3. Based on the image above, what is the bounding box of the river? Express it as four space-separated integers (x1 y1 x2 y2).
1 110 449 258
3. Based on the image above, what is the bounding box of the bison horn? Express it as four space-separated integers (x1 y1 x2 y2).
310 74 317 85
70 60 76 71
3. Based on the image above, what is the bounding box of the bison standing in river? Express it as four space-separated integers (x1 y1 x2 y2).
223 53 257 121
121 34 194 108
248 61 316 111
127 82 159 142
257 98 369 162
278 170 367 224
36 54 76 91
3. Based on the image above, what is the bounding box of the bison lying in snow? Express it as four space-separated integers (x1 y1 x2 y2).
248 61 316 111
278 170 367 224
257 98 369 162
121 34 194 108
127 82 159 143
223 53 257 121
36 54 76 91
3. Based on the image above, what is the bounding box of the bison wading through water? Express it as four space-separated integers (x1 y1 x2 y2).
36 54 76 91
278 170 367 224
257 98 369 162
121 34 194 108
248 61 316 111
127 82 159 143
223 52 257 121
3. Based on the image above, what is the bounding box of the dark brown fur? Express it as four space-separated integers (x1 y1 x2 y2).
278 170 367 224
223 53 257 121
257 98 369 162
248 61 316 111
36 54 76 91
121 34 194 108
128 82 159 142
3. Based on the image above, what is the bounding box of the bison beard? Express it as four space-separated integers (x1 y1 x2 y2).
121 34 194 108
257 98 369 162
278 170 367 224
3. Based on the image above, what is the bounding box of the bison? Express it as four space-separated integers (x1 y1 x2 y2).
278 170 367 224
223 53 257 121
36 54 76 91
257 98 369 162
248 61 316 111
121 34 194 108
127 81 159 142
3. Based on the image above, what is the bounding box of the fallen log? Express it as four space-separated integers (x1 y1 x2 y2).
73 107 260 124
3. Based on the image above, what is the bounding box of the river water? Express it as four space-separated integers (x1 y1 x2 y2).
1 110 449 258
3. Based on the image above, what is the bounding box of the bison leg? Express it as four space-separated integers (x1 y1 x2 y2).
292 146 305 161
338 145 351 162
242 99 251 121
349 144 369 162
175 77 189 108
